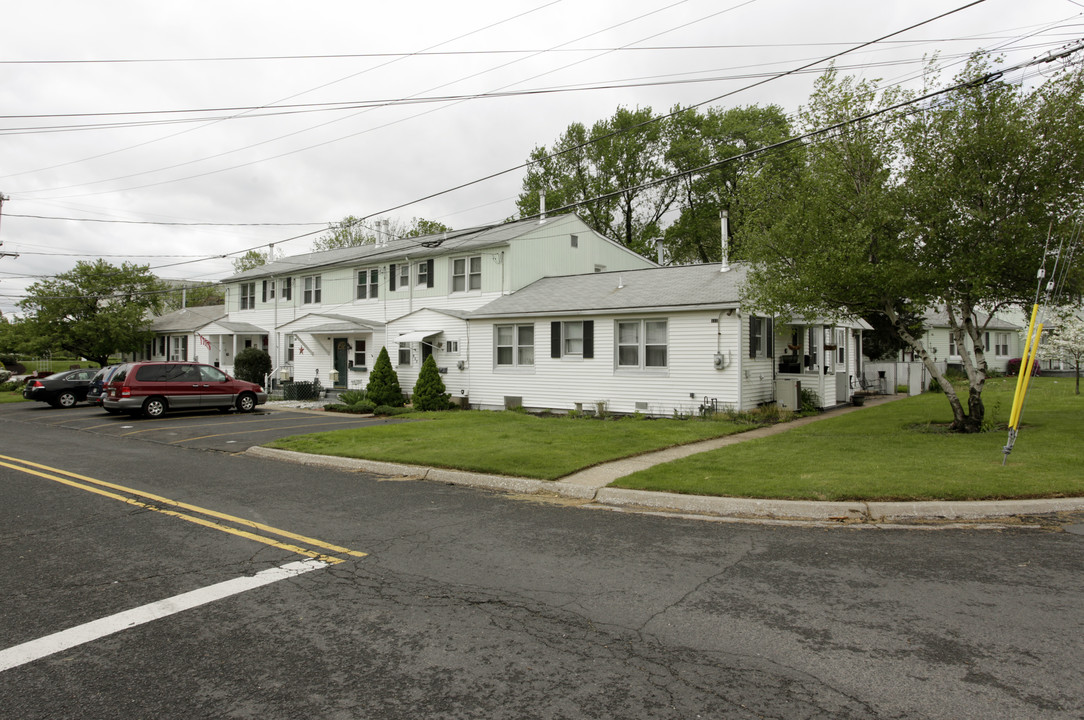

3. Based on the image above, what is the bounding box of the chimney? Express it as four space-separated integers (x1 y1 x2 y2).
720 209 730 272
539 191 546 224
654 238 666 265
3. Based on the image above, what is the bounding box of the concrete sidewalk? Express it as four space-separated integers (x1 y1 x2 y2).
248 394 1084 525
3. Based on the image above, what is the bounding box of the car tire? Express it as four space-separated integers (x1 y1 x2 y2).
142 396 167 418
56 391 78 408
236 392 257 413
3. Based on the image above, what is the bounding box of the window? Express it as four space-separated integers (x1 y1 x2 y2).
262 279 275 301
617 320 668 369
550 320 594 359
398 345 412 366
996 332 1009 357
570 234 579 248
286 334 295 363
453 255 482 292
416 259 434 288
353 340 366 368
155 336 166 356
303 275 321 304
356 269 379 300
446 340 459 353
398 264 409 289
949 333 959 356
240 282 256 310
280 277 292 301
749 316 771 359
496 324 533 367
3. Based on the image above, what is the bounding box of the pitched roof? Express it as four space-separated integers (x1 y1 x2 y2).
226 215 577 282
471 263 747 318
149 305 226 332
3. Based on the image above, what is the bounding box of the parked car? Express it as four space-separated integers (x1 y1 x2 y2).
21 368 97 408
102 361 267 418
86 364 123 411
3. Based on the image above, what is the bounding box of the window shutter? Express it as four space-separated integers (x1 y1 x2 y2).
749 316 757 359
426 259 434 288
767 318 774 358
262 280 268 303
551 322 562 358
583 320 594 359
389 264 396 291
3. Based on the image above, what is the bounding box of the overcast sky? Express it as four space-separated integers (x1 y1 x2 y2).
1 0 1081 315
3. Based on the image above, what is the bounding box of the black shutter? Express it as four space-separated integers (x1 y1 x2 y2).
583 320 594 359
389 264 396 291
262 280 268 302
767 318 774 358
551 322 562 358
426 259 434 288
749 315 757 359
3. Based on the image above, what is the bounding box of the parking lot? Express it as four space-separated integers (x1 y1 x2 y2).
0 401 401 451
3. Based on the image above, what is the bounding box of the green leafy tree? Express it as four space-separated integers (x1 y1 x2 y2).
312 216 452 252
662 104 791 264
365 346 404 407
233 347 271 385
517 106 674 254
161 282 225 312
411 354 450 410
18 260 166 368
738 59 1084 432
232 249 273 274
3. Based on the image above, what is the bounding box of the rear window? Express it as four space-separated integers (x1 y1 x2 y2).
111 365 130 382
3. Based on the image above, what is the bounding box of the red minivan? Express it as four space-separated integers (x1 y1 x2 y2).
102 361 267 418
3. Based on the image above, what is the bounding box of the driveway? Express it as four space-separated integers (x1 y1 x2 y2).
0 401 403 451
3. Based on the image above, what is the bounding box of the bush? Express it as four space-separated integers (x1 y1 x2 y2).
234 347 272 384
325 400 377 415
366 347 404 407
0 380 20 392
1006 358 1041 377
798 387 820 412
373 405 413 416
338 389 367 406
412 355 450 411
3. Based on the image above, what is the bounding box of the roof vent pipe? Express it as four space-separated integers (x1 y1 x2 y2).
720 209 730 272
539 191 546 224
382 219 391 246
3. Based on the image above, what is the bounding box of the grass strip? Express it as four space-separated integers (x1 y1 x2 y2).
613 377 1084 501
266 410 757 480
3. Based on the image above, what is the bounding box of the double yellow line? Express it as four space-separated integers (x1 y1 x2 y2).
0 454 366 565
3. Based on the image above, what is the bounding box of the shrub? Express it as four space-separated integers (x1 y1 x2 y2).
0 380 19 392
374 405 413 416
234 347 272 384
412 355 450 411
1006 358 1041 377
366 347 405 407
0 369 11 384
325 401 377 415
798 387 820 412
338 389 367 406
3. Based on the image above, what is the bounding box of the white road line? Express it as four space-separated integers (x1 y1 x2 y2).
0 559 327 673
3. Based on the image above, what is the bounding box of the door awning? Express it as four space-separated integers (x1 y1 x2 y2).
396 330 441 343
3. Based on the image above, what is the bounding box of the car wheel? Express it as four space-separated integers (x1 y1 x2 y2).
236 392 257 413
57 391 77 408
142 396 167 418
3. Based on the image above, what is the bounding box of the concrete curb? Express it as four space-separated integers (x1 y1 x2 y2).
245 446 1084 524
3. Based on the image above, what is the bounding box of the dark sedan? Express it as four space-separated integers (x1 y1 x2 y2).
22 368 97 408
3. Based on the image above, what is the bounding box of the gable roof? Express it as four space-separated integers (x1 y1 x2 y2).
149 305 227 332
471 263 747 318
226 214 604 282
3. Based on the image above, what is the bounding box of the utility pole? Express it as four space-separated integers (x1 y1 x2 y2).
0 193 20 261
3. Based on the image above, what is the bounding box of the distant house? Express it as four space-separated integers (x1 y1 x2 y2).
136 304 227 363
901 308 1021 373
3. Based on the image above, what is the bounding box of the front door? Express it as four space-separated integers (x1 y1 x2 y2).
333 337 349 388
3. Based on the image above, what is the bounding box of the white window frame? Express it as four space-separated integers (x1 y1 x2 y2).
995 332 1009 357
416 261 429 288
353 339 366 368
303 275 322 304
563 321 584 356
240 282 256 310
495 324 534 368
445 340 459 353
398 345 412 366
356 268 379 300
398 264 409 290
616 319 668 370
452 255 482 292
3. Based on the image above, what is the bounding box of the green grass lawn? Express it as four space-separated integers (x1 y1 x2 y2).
266 410 758 480
0 389 27 404
614 377 1083 501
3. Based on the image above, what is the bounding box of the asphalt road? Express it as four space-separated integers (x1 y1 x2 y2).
1 401 1082 719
